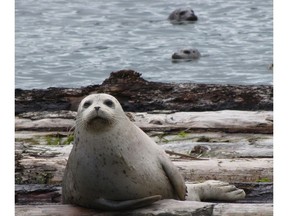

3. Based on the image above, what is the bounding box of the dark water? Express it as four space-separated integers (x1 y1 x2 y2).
15 0 273 89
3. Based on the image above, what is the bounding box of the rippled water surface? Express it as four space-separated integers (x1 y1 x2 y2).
16 0 273 89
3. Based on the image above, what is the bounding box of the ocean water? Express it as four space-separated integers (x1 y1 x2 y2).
15 0 273 89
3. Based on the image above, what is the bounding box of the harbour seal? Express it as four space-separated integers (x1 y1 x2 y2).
172 48 201 61
62 93 245 210
168 8 198 24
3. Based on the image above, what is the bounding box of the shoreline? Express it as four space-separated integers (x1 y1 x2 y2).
15 69 273 215
15 69 273 115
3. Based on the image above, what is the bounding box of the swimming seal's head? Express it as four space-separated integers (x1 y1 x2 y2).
168 8 198 24
172 48 201 61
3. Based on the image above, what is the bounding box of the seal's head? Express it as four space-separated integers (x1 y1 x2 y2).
168 8 198 24
172 48 201 61
76 94 125 132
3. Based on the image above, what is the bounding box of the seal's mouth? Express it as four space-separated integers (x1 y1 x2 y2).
89 116 108 123
87 115 110 127
92 116 105 120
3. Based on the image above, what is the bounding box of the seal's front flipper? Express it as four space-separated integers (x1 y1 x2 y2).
93 195 162 210
161 158 187 200
186 180 246 202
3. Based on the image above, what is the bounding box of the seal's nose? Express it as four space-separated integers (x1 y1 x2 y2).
94 106 100 111
172 53 180 59
187 15 198 21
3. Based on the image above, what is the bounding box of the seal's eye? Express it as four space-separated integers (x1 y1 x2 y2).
179 11 186 16
104 99 114 108
183 50 191 54
83 101 92 108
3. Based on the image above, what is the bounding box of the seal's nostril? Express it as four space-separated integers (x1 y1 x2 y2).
94 106 100 111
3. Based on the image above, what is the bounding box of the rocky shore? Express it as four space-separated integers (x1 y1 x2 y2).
15 69 272 114
15 70 273 215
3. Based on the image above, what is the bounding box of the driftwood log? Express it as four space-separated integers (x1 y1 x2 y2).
15 201 273 216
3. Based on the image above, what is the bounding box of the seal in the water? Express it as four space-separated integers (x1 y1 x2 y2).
168 8 198 24
172 48 201 61
268 63 273 70
62 93 245 210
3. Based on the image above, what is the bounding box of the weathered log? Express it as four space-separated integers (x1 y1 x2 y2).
233 182 273 203
160 132 273 159
15 201 213 216
15 110 273 184
15 140 273 184
15 183 273 205
177 158 272 183
134 110 273 134
15 184 61 204
15 111 273 210
212 203 273 216
15 201 273 216
15 110 273 134
15 70 273 115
